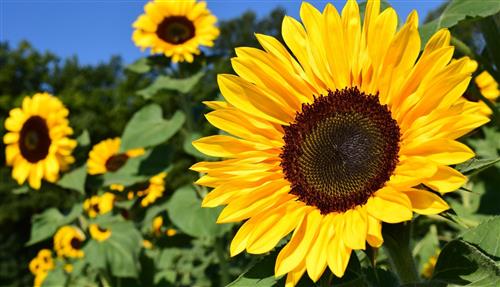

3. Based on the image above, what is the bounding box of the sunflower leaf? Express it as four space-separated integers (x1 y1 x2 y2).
42 268 67 287
455 157 500 175
431 239 500 285
460 216 500 258
137 71 204 99
166 185 232 238
226 252 279 287
126 58 151 74
120 104 185 151
57 164 87 194
26 204 83 246
419 0 500 48
84 218 142 278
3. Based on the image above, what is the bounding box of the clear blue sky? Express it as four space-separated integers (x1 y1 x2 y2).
0 0 445 65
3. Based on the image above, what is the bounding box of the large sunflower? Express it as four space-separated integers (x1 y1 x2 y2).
53 226 85 258
83 192 115 218
132 0 219 63
191 1 489 285
89 224 112 242
4 93 77 189
87 138 144 175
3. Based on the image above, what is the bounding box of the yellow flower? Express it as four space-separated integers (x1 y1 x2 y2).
153 216 163 235
54 226 85 258
89 224 112 242
422 250 440 279
29 249 54 275
143 239 153 249
87 138 145 175
83 192 115 218
110 184 125 192
191 1 489 285
33 271 48 287
132 0 219 63
475 70 500 116
166 228 177 237
137 172 167 207
3 93 77 189
64 264 73 273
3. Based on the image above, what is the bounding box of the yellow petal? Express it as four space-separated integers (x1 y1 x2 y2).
403 189 449 215
342 207 367 250
401 138 474 165
366 215 383 248
285 261 306 287
326 223 352 278
423 166 467 193
306 214 335 282
366 187 412 223
192 135 270 158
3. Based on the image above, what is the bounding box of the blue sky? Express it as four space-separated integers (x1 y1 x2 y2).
0 0 445 65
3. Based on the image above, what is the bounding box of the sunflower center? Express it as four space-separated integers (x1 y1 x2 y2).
97 226 108 233
157 16 195 45
105 154 129 172
70 238 81 250
280 87 400 214
19 116 51 163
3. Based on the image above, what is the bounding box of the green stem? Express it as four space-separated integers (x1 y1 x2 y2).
382 222 419 285
179 92 195 132
215 238 230 286
450 36 475 58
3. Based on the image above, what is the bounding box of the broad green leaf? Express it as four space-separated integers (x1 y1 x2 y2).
42 268 67 287
420 0 500 47
137 71 204 99
57 164 87 193
27 204 83 245
461 216 500 258
120 104 185 151
141 199 169 233
456 157 500 175
166 185 232 238
227 253 279 287
432 240 500 286
126 58 151 74
84 218 142 278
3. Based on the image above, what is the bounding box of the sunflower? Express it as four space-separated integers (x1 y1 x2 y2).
475 70 500 115
153 215 163 235
136 172 167 207
87 138 145 175
132 0 219 63
89 224 112 242
4 93 77 189
83 192 115 218
191 1 489 285
54 226 85 258
29 249 54 275
422 249 440 279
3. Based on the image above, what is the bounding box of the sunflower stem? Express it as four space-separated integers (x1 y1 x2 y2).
382 222 419 285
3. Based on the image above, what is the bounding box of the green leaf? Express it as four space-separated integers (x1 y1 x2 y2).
76 130 90 147
166 185 232 238
227 253 279 287
120 104 185 151
183 132 209 159
126 58 151 74
420 0 500 47
137 71 204 99
461 216 500 258
432 240 500 286
84 218 142 278
27 204 83 245
57 164 87 193
456 157 500 175
141 199 169 233
413 225 440 274
42 268 67 287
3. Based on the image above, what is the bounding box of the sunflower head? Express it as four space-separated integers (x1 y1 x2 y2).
152 215 163 235
83 192 115 218
132 0 220 63
53 226 85 258
87 138 145 175
4 93 77 189
89 224 112 242
191 0 489 285
29 249 54 275
137 172 167 207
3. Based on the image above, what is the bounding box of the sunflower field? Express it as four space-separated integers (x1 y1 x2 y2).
1 0 500 286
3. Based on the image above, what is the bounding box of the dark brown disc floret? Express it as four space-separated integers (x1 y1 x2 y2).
19 116 51 163
280 87 401 214
156 16 195 45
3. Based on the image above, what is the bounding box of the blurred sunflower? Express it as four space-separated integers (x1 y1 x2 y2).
89 224 112 242
3 93 77 189
83 192 115 218
132 0 219 63
475 70 500 115
87 138 144 175
29 249 54 276
153 215 163 235
422 249 440 279
137 172 167 207
54 226 85 258
191 1 489 285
